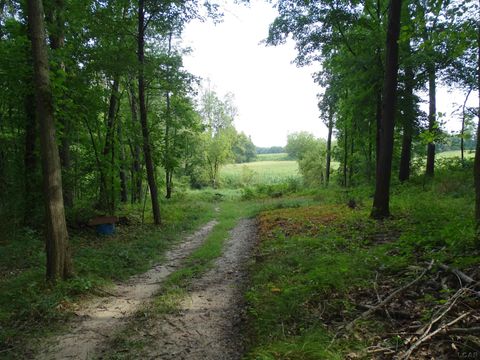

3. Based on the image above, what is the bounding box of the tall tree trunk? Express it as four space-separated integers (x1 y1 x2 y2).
399 63 415 182
349 127 354 185
474 11 480 245
371 0 402 219
138 0 161 225
118 121 128 203
99 76 119 213
375 89 382 173
325 111 333 186
27 0 72 282
343 126 348 187
46 0 72 207
164 91 173 198
164 32 173 199
461 88 472 164
24 89 37 225
425 66 436 177
128 82 142 203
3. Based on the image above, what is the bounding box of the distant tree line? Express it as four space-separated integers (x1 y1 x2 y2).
256 146 285 154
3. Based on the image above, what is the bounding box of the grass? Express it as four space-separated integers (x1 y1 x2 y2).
244 163 479 359
436 149 475 159
220 160 299 187
0 194 217 357
103 195 319 358
3 155 478 358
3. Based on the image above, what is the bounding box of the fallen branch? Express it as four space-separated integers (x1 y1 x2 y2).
356 303 412 320
447 327 480 335
416 287 465 336
346 260 434 331
439 263 476 286
400 311 471 360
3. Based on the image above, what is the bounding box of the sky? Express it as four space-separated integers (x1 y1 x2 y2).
182 0 477 148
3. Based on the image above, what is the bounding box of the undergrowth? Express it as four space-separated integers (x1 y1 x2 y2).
245 161 480 359
0 194 216 357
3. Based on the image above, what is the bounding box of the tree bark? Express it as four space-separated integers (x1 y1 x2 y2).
23 89 38 225
99 76 119 213
375 90 382 172
118 121 128 203
399 63 415 182
425 65 436 177
474 10 480 245
138 0 161 225
371 0 402 219
325 111 333 186
27 0 72 282
45 0 72 207
343 126 348 187
164 32 173 199
461 88 472 164
128 82 142 203
349 126 354 185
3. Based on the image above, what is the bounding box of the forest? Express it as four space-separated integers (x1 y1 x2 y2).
0 0 479 358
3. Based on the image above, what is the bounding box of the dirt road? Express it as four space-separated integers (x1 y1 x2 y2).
36 218 257 360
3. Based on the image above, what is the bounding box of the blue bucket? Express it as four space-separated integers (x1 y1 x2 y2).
96 223 115 235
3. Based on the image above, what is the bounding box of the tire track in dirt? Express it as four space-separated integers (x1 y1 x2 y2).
36 220 218 360
130 218 258 360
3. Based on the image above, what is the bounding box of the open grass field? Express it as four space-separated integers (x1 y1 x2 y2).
437 149 475 159
220 159 299 187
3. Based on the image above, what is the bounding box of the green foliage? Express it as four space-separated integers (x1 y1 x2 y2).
256 153 291 161
285 132 329 187
0 195 215 355
246 164 479 358
256 146 285 155
298 140 327 186
285 132 318 160
232 132 257 163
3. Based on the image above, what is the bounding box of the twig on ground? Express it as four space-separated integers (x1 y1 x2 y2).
416 287 465 336
446 327 480 335
374 272 394 323
346 260 434 331
400 311 471 360
439 263 476 286
356 304 412 319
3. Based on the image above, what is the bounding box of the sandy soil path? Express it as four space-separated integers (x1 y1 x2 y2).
36 220 218 360
131 218 258 360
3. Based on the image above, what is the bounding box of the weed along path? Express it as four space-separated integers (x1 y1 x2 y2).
36 220 218 360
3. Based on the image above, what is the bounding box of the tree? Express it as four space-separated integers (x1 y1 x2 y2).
138 0 161 224
371 0 402 219
285 132 318 160
27 0 72 282
232 132 256 163
199 88 237 188
474 3 480 245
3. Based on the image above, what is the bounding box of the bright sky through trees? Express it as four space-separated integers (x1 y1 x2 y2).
182 0 324 147
183 0 478 147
